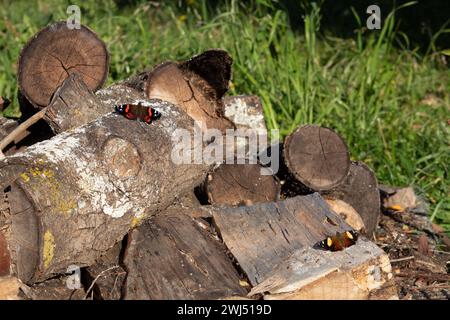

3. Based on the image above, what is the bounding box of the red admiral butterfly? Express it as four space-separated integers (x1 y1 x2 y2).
114 103 161 124
315 230 359 251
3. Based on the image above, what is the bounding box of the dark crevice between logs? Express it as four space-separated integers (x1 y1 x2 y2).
118 233 130 300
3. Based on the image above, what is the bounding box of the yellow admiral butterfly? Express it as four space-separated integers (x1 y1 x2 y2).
115 103 161 124
315 230 359 251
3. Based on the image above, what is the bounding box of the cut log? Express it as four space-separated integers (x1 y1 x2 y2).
34 73 151 135
211 194 351 285
283 125 350 191
321 161 380 237
43 51 239 135
18 21 109 108
123 208 247 300
210 194 396 299
0 99 210 284
323 198 365 232
205 164 280 206
248 245 398 300
145 50 235 131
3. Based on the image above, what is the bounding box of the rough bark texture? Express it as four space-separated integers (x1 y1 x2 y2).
210 194 396 299
83 243 126 300
18 21 109 108
123 208 247 300
321 161 380 237
283 125 350 191
0 99 210 284
205 164 280 206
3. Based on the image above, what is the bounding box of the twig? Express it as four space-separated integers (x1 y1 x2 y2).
0 107 47 151
390 256 415 263
83 265 119 300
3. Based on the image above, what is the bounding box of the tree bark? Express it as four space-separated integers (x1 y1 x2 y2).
0 99 210 284
123 208 247 299
321 161 380 237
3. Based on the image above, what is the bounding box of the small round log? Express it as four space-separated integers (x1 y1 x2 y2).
205 164 280 206
283 125 350 191
18 21 109 108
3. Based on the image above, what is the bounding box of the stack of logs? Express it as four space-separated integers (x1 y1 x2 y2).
0 22 397 300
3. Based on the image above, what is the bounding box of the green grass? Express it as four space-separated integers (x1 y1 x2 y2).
0 0 449 231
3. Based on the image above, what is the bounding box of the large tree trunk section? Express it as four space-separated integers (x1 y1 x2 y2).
210 194 396 299
123 208 247 300
283 125 350 191
0 100 210 284
18 22 108 108
321 161 380 237
205 164 280 206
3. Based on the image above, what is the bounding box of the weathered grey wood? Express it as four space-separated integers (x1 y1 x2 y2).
321 161 380 236
211 194 397 299
123 209 247 300
211 193 351 285
0 99 210 284
248 243 397 300
205 163 280 206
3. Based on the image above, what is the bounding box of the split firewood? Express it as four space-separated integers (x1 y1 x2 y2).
323 198 365 232
211 194 397 299
144 50 235 131
123 209 247 300
321 161 381 237
0 276 21 300
205 163 280 206
18 21 108 108
0 98 210 284
248 246 398 300
282 125 350 192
